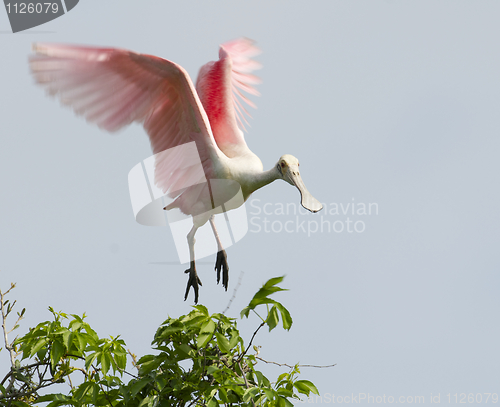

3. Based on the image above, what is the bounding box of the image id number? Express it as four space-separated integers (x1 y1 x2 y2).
6 3 59 14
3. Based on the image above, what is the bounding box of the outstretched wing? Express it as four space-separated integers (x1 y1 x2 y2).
29 43 222 197
195 38 261 157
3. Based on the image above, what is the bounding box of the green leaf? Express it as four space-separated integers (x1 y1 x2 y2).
183 310 208 325
137 354 155 364
253 276 287 301
261 276 285 289
2 277 304 407
263 388 276 401
83 323 99 341
228 329 241 349
69 319 83 331
85 351 99 370
176 343 195 358
138 357 162 375
215 332 231 354
280 395 295 407
277 388 295 398
267 306 279 331
241 276 288 318
62 330 73 350
197 319 216 348
32 393 70 405
129 377 151 397
89 382 99 405
206 365 219 375
29 328 48 338
74 381 94 402
276 303 293 330
101 352 111 375
53 327 69 335
50 339 65 370
70 313 84 322
12 371 30 384
240 305 252 319
114 350 127 370
242 298 276 318
155 324 184 341
276 372 289 383
243 387 260 402
207 398 218 407
200 318 216 334
82 332 97 348
29 337 48 358
109 351 118 371
255 371 270 388
138 395 152 407
294 380 319 395
227 383 245 397
74 332 87 351
218 388 229 403
36 346 48 361
196 332 212 349
193 304 209 316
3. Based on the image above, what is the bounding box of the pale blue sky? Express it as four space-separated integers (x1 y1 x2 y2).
1 1 499 404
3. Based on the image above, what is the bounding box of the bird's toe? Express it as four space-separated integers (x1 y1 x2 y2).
184 263 202 303
215 250 229 291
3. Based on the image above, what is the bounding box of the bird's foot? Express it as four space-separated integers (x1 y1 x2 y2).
215 249 229 291
184 261 202 303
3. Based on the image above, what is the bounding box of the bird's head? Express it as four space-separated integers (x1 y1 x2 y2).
276 154 323 213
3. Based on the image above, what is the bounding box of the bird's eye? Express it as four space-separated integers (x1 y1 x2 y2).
281 162 285 168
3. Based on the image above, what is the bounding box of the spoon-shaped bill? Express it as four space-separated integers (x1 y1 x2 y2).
287 166 323 213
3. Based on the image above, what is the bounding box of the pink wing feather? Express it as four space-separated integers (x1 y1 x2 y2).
29 43 220 199
195 38 261 157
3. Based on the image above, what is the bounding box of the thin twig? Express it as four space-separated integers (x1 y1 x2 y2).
6 311 24 336
222 271 243 315
235 321 265 366
0 361 46 386
185 394 203 407
0 379 56 400
0 284 18 368
0 283 20 396
238 361 256 407
255 356 336 369
0 283 16 297
127 349 139 371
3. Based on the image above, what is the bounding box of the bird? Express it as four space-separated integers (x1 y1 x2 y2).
29 38 323 303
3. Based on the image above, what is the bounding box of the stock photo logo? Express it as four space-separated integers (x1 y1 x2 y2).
128 143 379 263
248 198 379 236
3 0 79 32
128 142 248 264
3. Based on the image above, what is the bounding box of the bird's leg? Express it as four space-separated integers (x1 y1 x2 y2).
209 215 229 290
184 226 202 303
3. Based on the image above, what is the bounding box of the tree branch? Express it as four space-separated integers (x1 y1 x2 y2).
255 356 336 369
238 361 256 407
235 321 265 367
0 284 18 368
0 283 22 396
0 361 47 386
222 271 243 315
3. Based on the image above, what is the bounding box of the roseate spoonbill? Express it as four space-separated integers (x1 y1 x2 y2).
29 38 323 303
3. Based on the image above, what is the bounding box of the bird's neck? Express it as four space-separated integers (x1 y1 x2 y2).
249 166 280 193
